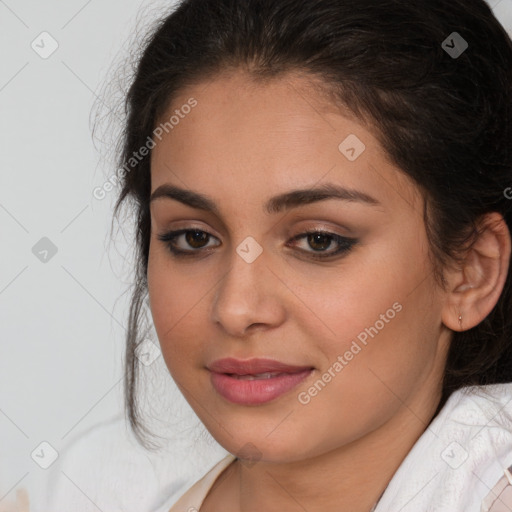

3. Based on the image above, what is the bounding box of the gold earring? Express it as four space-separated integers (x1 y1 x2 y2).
458 313 463 329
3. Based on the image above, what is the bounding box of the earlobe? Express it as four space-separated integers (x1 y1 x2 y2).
441 212 511 332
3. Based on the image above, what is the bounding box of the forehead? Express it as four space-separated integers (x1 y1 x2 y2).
155 69 364 154
149 69 422 214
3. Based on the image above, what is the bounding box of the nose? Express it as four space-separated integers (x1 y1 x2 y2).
210 244 286 337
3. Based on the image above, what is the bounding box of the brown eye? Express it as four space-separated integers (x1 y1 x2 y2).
157 228 357 260
157 229 220 255
288 230 358 259
306 232 333 252
185 230 210 249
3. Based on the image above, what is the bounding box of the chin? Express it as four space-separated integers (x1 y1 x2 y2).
208 423 315 465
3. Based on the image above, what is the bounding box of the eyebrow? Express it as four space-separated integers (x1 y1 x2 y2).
149 183 381 215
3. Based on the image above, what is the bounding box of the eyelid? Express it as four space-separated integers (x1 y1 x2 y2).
157 225 358 260
157 227 220 251
287 229 357 258
286 220 353 237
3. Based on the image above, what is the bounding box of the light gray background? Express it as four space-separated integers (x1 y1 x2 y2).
0 0 191 507
1 0 511 509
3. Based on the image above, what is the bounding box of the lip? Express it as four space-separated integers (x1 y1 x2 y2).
208 358 314 405
208 357 313 374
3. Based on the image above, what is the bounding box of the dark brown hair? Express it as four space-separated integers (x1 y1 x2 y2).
112 0 512 449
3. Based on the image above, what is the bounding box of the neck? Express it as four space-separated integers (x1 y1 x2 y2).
205 396 440 512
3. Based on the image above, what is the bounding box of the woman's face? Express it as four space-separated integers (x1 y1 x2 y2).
147 70 452 462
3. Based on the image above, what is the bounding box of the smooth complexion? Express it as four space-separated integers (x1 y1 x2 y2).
147 69 510 512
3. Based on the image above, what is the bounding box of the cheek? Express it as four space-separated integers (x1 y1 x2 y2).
147 246 205 364
294 239 423 346
293 300 440 452
303 235 438 382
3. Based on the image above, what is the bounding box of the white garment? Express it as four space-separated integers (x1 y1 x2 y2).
40 413 228 512
374 383 512 511
158 383 512 512
36 383 512 511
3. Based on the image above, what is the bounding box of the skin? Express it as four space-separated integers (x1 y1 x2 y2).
147 69 511 512
0 489 29 512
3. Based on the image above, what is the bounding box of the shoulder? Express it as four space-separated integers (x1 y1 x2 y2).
460 384 512 512
41 414 221 512
375 383 512 512
482 465 512 512
165 455 237 512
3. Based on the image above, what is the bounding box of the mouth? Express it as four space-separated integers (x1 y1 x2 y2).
227 371 298 380
207 358 315 405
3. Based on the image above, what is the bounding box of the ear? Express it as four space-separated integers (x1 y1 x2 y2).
441 212 511 332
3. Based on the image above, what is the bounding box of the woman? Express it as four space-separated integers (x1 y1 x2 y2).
113 0 512 510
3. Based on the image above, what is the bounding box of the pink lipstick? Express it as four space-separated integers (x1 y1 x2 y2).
208 358 314 405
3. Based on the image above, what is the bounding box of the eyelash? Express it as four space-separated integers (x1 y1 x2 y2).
157 228 358 260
